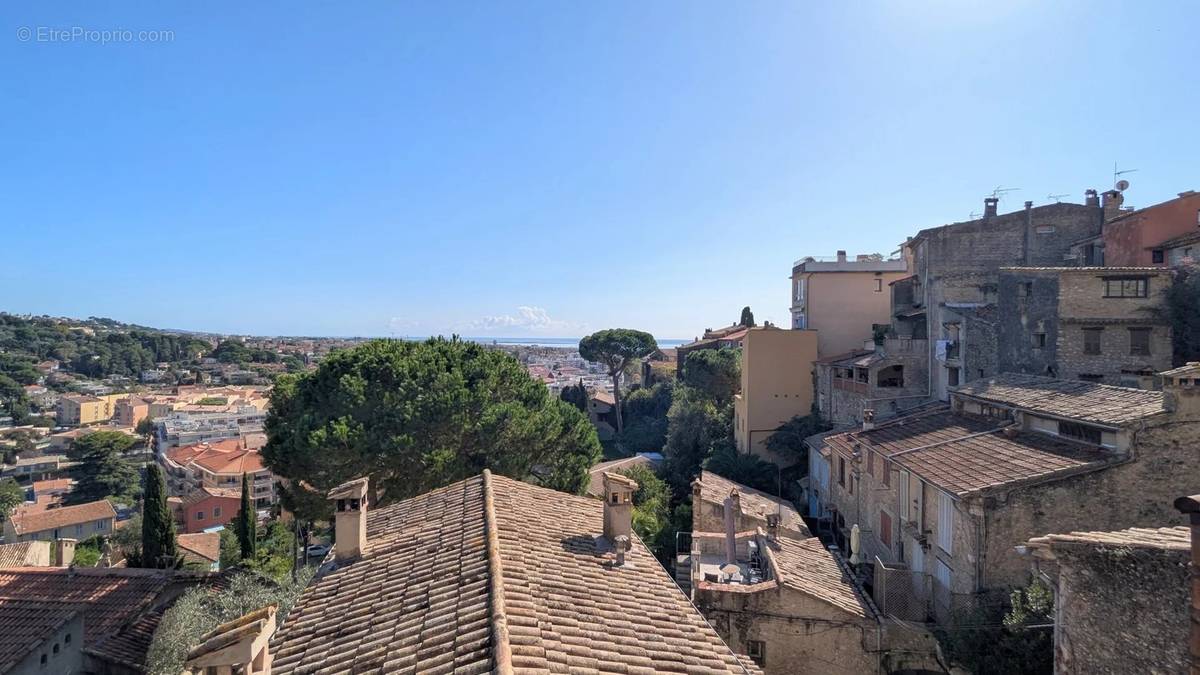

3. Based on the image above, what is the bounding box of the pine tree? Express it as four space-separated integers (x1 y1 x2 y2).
739 306 756 327
141 464 178 568
235 472 256 560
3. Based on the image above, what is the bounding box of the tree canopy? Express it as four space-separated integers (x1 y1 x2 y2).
739 306 756 327
619 464 670 547
619 382 673 454
764 413 831 473
140 463 179 568
579 329 657 434
0 478 24 522
680 348 741 405
68 431 138 504
559 379 588 413
660 386 729 495
263 338 601 521
1165 263 1200 364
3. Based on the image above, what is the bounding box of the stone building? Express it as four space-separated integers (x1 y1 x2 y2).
1025 526 1191 674
691 471 810 541
814 339 930 428
904 195 1104 401
814 372 1200 625
996 266 1173 387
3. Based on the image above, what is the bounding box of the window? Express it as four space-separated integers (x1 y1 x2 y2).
1021 281 1033 297
1129 328 1151 356
1035 224 1056 234
838 456 846 487
877 364 904 388
947 367 960 387
1031 332 1046 349
1083 327 1103 355
938 492 954 553
874 278 883 292
855 367 869 383
879 510 893 549
881 457 891 487
64 634 70 644
96 520 106 531
1103 276 1148 298
1058 420 1103 445
75 524 83 536
866 450 875 477
53 644 59 655
213 506 221 518
196 511 205 520
746 640 766 666
1152 249 1165 264
41 654 47 665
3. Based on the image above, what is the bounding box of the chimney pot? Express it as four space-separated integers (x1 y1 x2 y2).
836 250 847 262
328 477 369 562
1085 189 1100 207
984 197 999 218
723 493 738 566
54 539 76 567
602 472 637 543
862 408 876 431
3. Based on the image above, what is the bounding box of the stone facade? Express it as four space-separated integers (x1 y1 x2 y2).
815 338 930 428
997 267 1172 387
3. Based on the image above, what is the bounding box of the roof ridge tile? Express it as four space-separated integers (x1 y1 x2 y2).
481 469 514 675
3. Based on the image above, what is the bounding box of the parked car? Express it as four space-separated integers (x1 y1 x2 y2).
305 543 331 558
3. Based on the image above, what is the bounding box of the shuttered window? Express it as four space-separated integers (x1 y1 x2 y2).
899 471 910 522
938 492 954 553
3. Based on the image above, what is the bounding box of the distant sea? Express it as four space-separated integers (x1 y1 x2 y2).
404 336 689 349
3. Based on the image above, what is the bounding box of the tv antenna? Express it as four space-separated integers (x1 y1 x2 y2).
991 186 1021 200
1113 162 1137 187
1047 193 1069 203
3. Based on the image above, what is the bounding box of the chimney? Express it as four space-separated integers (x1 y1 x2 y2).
723 491 739 566
836 250 847 263
765 513 781 542
1162 363 1200 418
602 472 637 542
183 604 277 675
1174 494 1200 675
55 538 76 567
862 408 875 431
1102 189 1124 221
328 477 369 562
983 197 999 218
1085 189 1100 207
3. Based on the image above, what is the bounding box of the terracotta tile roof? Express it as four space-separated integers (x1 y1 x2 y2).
0 598 80 672
178 532 221 564
181 485 243 508
86 607 164 671
272 472 758 675
166 438 245 466
1027 526 1191 552
954 373 1165 426
590 390 616 406
825 407 1113 497
7 499 116 536
0 542 49 569
0 568 175 646
586 456 653 496
769 538 876 619
32 478 73 494
697 471 810 539
192 448 265 475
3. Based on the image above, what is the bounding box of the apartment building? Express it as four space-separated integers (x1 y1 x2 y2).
813 372 1200 625
56 394 110 426
4 499 116 543
905 195 1104 401
790 251 908 357
732 326 818 466
163 439 277 507
155 406 267 452
113 396 150 428
996 266 1173 387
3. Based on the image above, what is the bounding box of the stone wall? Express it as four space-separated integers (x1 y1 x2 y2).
1049 545 1190 674
979 414 1200 590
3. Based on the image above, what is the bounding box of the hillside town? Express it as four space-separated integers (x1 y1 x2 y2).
1 184 1198 674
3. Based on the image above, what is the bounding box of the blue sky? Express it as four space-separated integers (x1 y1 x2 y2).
2 1 1198 339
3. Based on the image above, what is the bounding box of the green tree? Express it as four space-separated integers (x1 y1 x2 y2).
235 473 256 561
704 443 779 494
619 382 673 454
68 431 138 503
619 464 670 547
1165 263 1200 364
661 386 727 495
579 329 658 435
219 528 241 570
764 414 831 475
135 416 157 436
263 338 600 521
559 379 588 413
739 306 756 327
140 463 178 568
681 348 741 405
0 478 24 523
938 580 1053 675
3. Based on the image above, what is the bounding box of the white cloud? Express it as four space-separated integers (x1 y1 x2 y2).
469 306 582 334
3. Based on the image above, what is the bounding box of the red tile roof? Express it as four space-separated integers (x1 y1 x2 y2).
178 532 220 564
697 471 810 538
770 537 877 619
0 598 80 672
7 499 116 536
31 479 72 494
272 472 759 674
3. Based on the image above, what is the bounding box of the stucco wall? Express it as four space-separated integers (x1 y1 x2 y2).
737 329 818 465
1104 192 1200 266
801 271 906 358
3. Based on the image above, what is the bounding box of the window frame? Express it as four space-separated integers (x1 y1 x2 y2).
746 640 766 666
1129 327 1152 356
1102 276 1149 298
1082 327 1103 355
879 509 893 550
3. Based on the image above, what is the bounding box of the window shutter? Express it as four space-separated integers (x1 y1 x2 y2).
899 471 910 522
938 492 954 553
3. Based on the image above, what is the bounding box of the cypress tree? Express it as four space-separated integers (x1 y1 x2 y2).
235 472 256 560
141 463 177 568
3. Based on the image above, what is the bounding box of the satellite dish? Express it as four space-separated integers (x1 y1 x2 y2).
1116 179 1130 191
